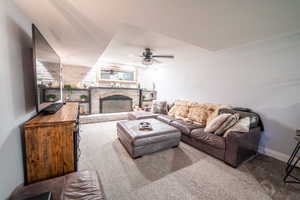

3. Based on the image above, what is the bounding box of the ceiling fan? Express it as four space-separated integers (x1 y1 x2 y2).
140 48 174 65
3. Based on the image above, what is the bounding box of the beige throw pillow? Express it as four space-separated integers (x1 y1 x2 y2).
215 113 240 136
168 100 191 119
187 103 209 126
206 104 231 123
223 117 250 137
204 113 232 133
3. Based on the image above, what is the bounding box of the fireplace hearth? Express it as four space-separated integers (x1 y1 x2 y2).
100 95 133 113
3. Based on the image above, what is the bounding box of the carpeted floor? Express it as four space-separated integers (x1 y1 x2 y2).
78 121 300 200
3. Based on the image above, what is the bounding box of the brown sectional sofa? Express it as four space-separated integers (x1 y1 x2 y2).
157 112 261 167
152 102 262 167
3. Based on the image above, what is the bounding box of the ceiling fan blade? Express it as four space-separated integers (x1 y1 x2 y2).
152 55 174 59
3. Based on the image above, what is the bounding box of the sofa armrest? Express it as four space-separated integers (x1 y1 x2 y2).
224 127 261 167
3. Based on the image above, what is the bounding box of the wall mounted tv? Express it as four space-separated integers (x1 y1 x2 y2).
32 24 63 113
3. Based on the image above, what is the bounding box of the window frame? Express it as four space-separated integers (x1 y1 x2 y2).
98 66 137 84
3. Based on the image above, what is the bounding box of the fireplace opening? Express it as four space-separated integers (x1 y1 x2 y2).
100 95 133 113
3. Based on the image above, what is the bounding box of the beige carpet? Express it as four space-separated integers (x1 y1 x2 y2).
78 121 300 200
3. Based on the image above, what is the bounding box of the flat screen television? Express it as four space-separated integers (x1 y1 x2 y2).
32 24 63 113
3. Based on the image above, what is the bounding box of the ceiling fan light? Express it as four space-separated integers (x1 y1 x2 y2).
143 59 153 65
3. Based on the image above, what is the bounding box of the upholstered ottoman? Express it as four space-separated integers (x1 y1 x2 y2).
10 170 106 200
128 111 158 120
117 118 181 158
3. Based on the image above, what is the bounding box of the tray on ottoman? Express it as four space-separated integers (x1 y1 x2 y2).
117 118 181 158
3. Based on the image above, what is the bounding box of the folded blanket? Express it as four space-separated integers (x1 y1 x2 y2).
219 107 264 131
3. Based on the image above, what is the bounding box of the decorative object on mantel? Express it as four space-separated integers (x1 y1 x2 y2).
143 105 151 112
51 80 60 88
83 83 88 89
80 95 88 102
133 105 142 112
46 94 56 102
283 129 300 184
139 121 153 131
152 82 156 90
64 84 73 100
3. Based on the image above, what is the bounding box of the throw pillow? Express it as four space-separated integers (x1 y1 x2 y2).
204 113 232 133
206 104 231 123
215 113 240 136
187 103 209 126
223 117 250 137
151 100 168 114
168 100 191 119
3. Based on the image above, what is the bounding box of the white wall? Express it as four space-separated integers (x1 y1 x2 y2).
141 32 300 158
0 0 35 199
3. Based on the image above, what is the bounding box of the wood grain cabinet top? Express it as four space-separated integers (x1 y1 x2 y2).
25 102 79 128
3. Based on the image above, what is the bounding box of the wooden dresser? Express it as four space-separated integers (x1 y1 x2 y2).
23 102 80 184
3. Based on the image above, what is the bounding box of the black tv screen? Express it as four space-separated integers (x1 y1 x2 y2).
32 24 62 112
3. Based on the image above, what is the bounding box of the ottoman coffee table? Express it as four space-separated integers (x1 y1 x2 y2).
117 118 181 158
128 111 158 120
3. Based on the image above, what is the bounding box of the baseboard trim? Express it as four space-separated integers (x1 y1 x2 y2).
258 146 300 167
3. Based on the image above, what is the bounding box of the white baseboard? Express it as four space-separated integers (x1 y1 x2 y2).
258 146 300 167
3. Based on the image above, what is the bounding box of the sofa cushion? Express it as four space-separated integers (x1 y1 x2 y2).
215 113 240 136
169 119 203 135
204 113 232 133
190 128 225 149
157 114 176 124
168 100 191 119
151 100 168 114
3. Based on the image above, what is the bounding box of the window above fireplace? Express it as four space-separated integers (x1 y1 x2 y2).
99 66 137 84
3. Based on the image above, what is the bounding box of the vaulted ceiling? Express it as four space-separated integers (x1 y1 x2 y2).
14 0 300 66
